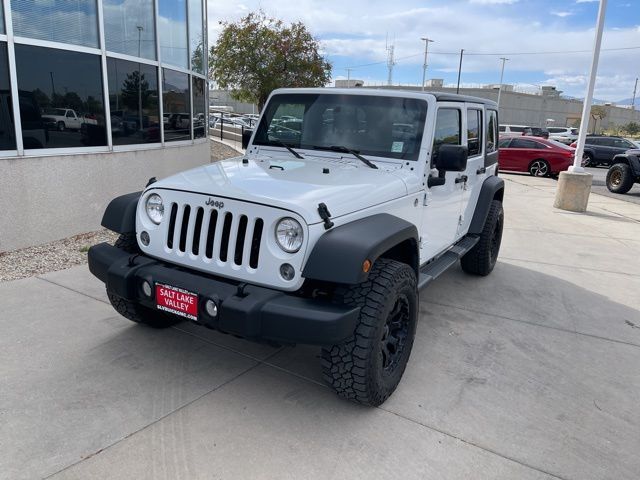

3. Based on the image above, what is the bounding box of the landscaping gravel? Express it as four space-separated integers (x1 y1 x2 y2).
0 140 240 283
0 230 119 283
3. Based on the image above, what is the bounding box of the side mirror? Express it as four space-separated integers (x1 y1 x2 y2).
436 144 468 172
242 128 253 150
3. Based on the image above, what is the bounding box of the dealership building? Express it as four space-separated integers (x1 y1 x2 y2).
0 0 209 252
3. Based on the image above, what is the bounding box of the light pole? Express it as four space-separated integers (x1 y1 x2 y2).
421 37 434 91
496 57 509 110
137 26 144 135
632 77 638 111
554 0 607 213
346 68 353 88
456 49 464 94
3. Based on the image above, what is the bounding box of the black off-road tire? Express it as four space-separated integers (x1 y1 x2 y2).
107 233 180 328
606 163 634 194
106 290 181 328
321 258 418 407
461 200 504 276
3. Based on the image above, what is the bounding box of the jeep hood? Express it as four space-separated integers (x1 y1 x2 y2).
150 155 411 224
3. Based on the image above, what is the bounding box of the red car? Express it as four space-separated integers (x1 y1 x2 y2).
498 136 576 177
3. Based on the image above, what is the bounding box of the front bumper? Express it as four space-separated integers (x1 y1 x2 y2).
88 243 359 345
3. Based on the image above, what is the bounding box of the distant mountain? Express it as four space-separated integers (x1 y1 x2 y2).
616 98 634 106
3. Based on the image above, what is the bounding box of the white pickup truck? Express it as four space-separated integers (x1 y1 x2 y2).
42 108 96 131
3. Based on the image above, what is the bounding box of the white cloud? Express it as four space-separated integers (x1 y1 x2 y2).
575 0 598 3
551 11 573 17
207 0 640 100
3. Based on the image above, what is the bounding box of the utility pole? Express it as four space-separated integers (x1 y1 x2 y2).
632 77 638 111
497 57 509 110
346 68 353 88
456 49 464 94
421 37 434 91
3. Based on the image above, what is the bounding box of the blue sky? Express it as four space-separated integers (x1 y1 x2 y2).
208 0 640 102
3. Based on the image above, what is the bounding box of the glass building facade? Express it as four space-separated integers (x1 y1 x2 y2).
0 0 207 157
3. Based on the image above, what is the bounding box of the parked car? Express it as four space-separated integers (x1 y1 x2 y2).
498 136 576 177
0 89 48 149
570 136 637 167
525 127 549 139
499 124 530 136
42 108 94 131
605 148 640 194
547 127 578 145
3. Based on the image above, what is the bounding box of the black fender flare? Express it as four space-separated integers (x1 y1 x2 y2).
302 213 419 285
611 153 640 175
469 176 504 235
101 192 141 234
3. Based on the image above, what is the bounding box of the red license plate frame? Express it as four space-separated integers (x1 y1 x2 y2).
155 283 198 321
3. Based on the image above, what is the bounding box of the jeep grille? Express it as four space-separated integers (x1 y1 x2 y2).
165 202 264 269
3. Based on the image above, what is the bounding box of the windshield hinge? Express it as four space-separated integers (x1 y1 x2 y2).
318 203 334 230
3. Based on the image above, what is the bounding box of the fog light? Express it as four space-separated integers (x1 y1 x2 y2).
140 231 150 246
141 280 152 298
205 299 218 318
280 263 295 281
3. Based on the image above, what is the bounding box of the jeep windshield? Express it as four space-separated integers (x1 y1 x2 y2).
253 93 427 161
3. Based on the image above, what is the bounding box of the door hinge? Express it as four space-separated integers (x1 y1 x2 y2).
458 215 463 226
423 192 430 206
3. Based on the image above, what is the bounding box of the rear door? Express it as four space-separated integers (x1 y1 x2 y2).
498 138 514 170
458 104 485 239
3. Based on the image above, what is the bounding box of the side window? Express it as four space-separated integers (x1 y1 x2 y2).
510 126 525 133
432 108 461 165
487 110 498 153
510 138 538 149
499 125 506 132
467 109 482 156
498 138 511 148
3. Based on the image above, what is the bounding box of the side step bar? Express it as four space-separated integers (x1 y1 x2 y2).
417 236 479 290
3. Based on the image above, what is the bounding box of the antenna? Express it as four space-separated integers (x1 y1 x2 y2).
386 39 396 86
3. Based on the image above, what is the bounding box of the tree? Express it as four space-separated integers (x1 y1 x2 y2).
209 11 332 109
623 121 640 136
590 105 608 134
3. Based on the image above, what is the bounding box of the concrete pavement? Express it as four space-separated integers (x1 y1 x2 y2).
1 174 639 480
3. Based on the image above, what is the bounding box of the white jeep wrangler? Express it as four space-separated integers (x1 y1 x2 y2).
89 88 504 406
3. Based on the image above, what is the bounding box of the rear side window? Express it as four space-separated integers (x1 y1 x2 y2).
498 138 511 148
487 110 498 153
548 127 562 133
511 138 541 149
499 125 506 132
509 126 525 133
467 109 482 156
432 108 461 164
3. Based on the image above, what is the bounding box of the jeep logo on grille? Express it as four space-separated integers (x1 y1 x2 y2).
205 198 224 209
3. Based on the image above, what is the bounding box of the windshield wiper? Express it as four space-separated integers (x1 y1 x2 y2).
271 140 304 159
312 145 378 169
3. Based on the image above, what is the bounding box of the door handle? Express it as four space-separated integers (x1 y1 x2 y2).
476 167 486 175
455 175 468 184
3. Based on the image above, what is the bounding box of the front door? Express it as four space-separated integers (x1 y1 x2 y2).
421 104 465 262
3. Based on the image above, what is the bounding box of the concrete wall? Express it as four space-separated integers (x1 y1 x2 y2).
368 85 640 131
0 141 209 252
209 90 258 115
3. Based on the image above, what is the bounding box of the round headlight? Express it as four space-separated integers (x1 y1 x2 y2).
145 194 164 225
275 218 304 253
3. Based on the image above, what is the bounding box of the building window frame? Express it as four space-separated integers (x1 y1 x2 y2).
0 0 207 160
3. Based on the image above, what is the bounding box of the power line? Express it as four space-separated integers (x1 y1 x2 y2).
342 45 640 70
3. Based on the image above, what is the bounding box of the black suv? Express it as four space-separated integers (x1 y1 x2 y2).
578 136 637 167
